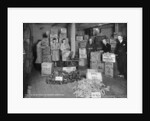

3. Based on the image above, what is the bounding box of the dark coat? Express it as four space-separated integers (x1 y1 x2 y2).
115 39 127 77
102 43 111 53
115 39 127 56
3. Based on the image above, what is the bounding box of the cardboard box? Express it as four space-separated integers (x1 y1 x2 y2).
79 69 87 76
79 58 87 67
50 34 58 38
97 62 105 72
104 62 114 78
42 55 51 62
90 61 98 69
76 36 83 41
90 61 105 73
84 35 89 40
41 62 53 76
76 31 84 36
103 53 116 63
50 28 58 34
79 48 87 59
86 69 102 82
60 28 67 34
90 51 101 62
79 40 87 48
59 33 67 40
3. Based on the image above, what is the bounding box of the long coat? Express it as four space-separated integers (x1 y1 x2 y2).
115 39 127 77
102 43 111 53
35 41 42 64
51 42 60 61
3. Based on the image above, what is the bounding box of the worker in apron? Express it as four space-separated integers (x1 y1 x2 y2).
35 40 42 71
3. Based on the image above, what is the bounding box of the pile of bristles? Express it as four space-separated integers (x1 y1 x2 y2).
72 78 110 98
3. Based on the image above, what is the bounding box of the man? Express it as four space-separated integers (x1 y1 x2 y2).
102 38 111 53
115 32 127 79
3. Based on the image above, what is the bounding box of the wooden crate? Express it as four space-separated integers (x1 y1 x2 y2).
41 62 53 76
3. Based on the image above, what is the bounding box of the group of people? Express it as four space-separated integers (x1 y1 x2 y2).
86 32 127 79
101 33 127 79
34 32 127 80
34 33 71 71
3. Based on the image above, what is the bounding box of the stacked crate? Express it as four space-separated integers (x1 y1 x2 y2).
42 46 51 62
78 36 88 70
102 53 116 78
59 28 67 43
90 51 104 73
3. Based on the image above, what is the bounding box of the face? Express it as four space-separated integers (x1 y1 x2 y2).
102 39 107 44
118 36 123 42
62 39 66 43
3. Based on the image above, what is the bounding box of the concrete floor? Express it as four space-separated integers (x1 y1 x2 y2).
25 68 127 98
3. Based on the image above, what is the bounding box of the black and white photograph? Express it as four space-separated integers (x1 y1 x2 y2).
8 8 142 113
23 23 127 98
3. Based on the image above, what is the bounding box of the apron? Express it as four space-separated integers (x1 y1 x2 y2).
61 43 70 61
51 42 60 61
35 41 42 64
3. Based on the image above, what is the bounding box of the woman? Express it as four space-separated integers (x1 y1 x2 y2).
60 38 70 66
51 38 60 66
35 40 42 71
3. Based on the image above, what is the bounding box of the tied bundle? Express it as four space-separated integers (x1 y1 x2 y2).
72 78 110 98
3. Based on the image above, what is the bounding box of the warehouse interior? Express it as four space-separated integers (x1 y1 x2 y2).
23 23 127 98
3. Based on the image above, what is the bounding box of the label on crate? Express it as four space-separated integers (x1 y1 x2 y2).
79 48 87 59
55 76 63 81
76 36 83 41
103 53 116 63
63 67 76 73
86 69 102 82
91 92 101 98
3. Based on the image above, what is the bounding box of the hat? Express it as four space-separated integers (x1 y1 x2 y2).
117 32 123 36
114 32 122 36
